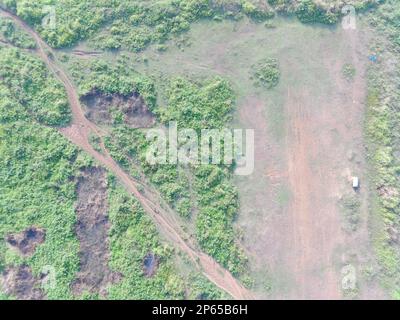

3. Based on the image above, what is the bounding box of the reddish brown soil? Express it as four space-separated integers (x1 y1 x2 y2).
1 265 44 300
71 167 121 297
5 227 45 256
143 253 160 277
284 86 344 299
81 88 155 128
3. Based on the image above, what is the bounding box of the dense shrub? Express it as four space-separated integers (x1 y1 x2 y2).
364 0 400 296
0 42 223 299
66 56 156 110
0 18 36 48
104 127 193 219
193 165 246 275
0 47 70 126
251 58 280 89
2 0 369 51
295 0 339 24
159 76 235 130
107 183 187 299
0 122 85 299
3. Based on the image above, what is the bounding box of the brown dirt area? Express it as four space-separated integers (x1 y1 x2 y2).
5 227 45 256
81 88 155 128
1 265 44 300
234 27 385 299
71 167 121 297
143 253 160 277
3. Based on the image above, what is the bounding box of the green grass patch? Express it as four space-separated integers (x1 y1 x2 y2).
0 46 70 126
0 17 36 49
250 57 280 89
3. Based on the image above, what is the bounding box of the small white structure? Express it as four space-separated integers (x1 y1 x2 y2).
352 177 359 189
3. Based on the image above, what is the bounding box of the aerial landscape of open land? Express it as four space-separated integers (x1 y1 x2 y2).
1 0 400 301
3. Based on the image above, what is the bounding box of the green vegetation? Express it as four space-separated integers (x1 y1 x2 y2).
342 63 356 81
88 133 103 154
66 57 196 219
1 0 382 52
2 0 391 300
104 127 193 219
242 1 274 22
160 76 247 276
89 0 216 52
369 0 400 48
0 46 70 126
107 181 205 299
1 0 273 51
186 273 229 299
8 0 109 48
0 17 36 48
102 75 247 276
250 57 280 89
193 165 246 276
295 0 339 24
66 55 156 110
0 121 87 299
340 194 361 232
0 120 222 299
0 44 83 299
364 0 400 297
0 39 223 299
365 85 400 288
158 76 234 130
268 0 380 22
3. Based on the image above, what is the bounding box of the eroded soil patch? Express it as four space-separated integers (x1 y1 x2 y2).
81 88 155 128
1 265 44 300
5 227 45 256
143 253 160 277
72 167 120 297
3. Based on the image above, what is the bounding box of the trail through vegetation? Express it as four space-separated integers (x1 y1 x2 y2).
0 7 253 300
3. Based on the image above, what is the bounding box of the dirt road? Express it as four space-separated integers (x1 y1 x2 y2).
285 87 343 299
282 29 373 299
0 8 253 300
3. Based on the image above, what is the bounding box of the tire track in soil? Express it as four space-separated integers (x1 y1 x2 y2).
283 28 367 298
285 88 342 299
0 8 253 300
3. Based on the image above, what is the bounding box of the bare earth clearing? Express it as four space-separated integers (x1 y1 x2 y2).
236 24 384 299
72 167 121 297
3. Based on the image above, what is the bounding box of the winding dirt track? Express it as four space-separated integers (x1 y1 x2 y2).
0 8 253 300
